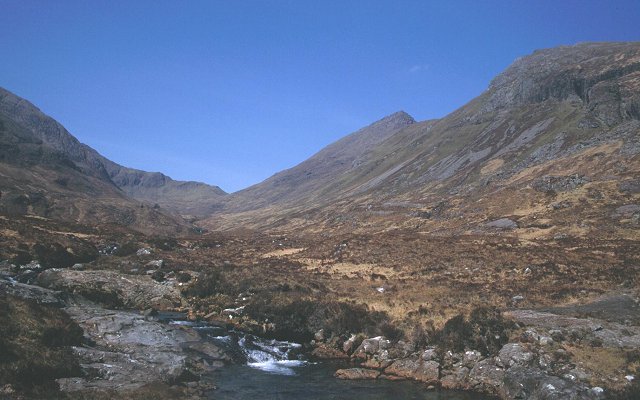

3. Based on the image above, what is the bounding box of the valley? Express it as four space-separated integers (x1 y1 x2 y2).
1 42 639 399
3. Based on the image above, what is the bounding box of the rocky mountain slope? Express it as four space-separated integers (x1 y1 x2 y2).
206 110 418 226
0 86 226 220
204 42 640 242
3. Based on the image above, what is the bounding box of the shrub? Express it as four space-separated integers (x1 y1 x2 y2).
244 294 391 342
183 269 223 297
434 306 512 356
113 241 138 257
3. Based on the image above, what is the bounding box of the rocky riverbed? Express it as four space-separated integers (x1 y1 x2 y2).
1 261 639 399
1 267 229 399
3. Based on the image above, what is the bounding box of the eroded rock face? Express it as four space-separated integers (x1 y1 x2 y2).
37 269 184 310
57 300 230 394
0 279 66 306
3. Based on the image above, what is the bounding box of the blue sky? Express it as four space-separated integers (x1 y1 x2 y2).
1 1 638 192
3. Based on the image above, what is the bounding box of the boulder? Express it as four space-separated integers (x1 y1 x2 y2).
468 359 506 394
486 218 518 229
440 365 470 390
503 366 597 400
353 336 387 358
384 357 440 384
497 343 534 368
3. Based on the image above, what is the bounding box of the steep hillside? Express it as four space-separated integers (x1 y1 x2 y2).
205 42 640 241
0 89 190 234
207 110 417 226
0 87 226 218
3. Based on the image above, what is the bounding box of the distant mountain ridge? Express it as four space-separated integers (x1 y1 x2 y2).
2 41 639 240
0 87 226 220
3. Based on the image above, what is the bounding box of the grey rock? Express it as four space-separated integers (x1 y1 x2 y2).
421 348 438 361
37 269 183 310
506 309 640 348
497 343 534 368
503 366 598 400
0 279 66 305
57 300 230 394
486 218 518 229
468 359 505 394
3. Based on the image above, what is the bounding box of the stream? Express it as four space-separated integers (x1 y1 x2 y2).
161 314 491 400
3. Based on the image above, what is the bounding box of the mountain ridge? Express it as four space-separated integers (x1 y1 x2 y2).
202 42 640 237
0 86 227 219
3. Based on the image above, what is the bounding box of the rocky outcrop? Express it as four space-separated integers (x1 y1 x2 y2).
0 278 67 306
57 300 230 395
329 327 608 399
37 269 184 310
506 309 640 349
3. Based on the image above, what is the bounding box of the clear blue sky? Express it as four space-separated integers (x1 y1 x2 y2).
1 1 638 192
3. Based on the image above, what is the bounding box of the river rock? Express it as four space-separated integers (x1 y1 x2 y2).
440 365 470 390
497 343 534 368
342 334 362 354
37 269 183 310
468 359 506 394
56 300 229 395
384 357 440 384
334 368 380 380
503 366 599 399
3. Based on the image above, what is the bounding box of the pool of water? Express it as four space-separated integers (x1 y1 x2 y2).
159 314 491 400
210 361 490 400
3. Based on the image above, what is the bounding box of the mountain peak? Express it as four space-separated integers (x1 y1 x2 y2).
378 110 415 125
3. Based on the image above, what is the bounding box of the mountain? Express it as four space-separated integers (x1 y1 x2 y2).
204 42 640 240
0 87 227 220
205 110 417 227
102 162 227 219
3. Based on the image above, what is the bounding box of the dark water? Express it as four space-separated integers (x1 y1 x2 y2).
160 314 489 400
210 361 489 400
